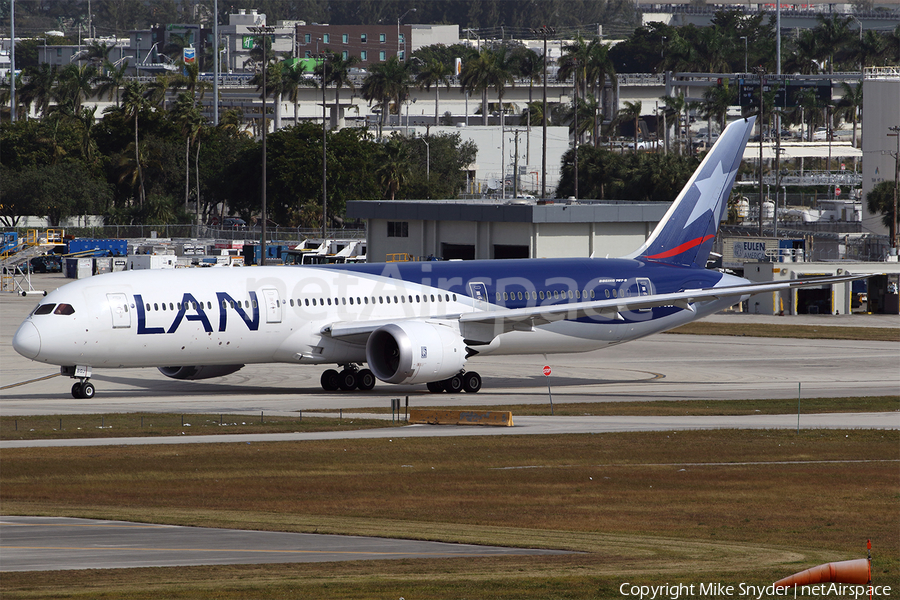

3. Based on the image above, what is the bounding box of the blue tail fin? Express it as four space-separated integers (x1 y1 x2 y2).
627 117 755 269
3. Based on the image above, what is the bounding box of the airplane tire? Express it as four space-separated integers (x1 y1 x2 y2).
338 369 358 391
462 372 482 393
357 369 376 391
320 369 340 391
71 382 84 399
80 382 95 399
444 375 463 394
426 381 444 393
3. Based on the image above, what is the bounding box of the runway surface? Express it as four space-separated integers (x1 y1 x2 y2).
0 516 571 572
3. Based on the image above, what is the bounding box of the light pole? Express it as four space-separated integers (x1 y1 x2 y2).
889 125 900 249
753 65 766 236
313 52 329 241
531 25 554 199
397 8 416 61
740 36 748 73
248 25 275 265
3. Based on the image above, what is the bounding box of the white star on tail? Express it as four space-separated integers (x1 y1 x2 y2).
685 161 732 227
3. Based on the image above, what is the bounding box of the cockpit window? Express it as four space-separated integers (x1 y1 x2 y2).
54 304 75 315
33 304 56 315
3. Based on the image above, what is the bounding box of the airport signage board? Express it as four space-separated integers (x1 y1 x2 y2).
733 240 769 261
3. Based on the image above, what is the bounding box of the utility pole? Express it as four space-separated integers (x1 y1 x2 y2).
531 26 554 199
754 65 766 236
248 25 275 265
513 129 521 198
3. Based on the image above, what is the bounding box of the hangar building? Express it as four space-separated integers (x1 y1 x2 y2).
346 199 670 262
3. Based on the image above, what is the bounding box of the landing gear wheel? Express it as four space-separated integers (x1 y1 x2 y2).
356 369 376 391
443 375 463 393
426 381 444 393
71 382 84 399
462 371 482 393
338 369 358 391
320 369 340 391
80 381 95 399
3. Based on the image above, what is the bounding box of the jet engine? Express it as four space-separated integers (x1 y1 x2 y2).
366 321 466 384
158 365 245 380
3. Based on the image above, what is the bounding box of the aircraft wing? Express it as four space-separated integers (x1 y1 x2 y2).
323 273 867 345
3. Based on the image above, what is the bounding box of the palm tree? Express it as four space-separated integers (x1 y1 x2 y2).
617 100 642 152
813 14 854 74
281 63 316 124
95 60 128 108
251 61 285 130
18 63 58 118
321 52 361 125
375 136 412 200
362 57 411 129
700 82 734 139
145 72 176 110
661 92 687 155
459 46 515 126
785 28 821 75
415 57 452 123
117 81 151 206
171 93 204 211
55 63 97 114
852 30 888 70
835 81 862 148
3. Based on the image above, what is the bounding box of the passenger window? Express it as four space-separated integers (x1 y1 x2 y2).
342 298 346 305
162 303 167 311
358 297 362 304
327 298 332 306
517 292 523 300
34 304 56 315
400 296 405 303
568 291 574 299
54 304 75 315
154 303 159 311
605 289 610 298
503 292 508 301
452 294 457 301
394 296 399 303
575 290 580 299
590 290 595 298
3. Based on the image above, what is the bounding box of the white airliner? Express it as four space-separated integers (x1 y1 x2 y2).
12 117 860 399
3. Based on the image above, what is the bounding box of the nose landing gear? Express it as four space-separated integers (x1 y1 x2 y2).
62 366 94 399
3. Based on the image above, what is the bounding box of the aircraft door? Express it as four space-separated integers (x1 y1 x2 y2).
635 278 652 313
107 293 131 328
468 282 489 311
262 288 282 323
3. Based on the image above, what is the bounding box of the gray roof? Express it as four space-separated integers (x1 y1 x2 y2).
346 200 670 224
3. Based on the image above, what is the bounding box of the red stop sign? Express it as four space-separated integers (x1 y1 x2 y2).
542 365 552 376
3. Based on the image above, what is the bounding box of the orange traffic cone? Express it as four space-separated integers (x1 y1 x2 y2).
774 558 870 588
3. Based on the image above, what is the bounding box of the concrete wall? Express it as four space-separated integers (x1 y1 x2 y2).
861 74 900 241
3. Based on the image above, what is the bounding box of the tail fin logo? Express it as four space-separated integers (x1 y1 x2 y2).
629 117 754 269
644 160 733 261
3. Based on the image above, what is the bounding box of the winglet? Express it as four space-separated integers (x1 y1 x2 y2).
627 117 755 269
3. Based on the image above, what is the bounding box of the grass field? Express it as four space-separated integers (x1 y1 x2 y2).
667 322 899 342
2 429 898 599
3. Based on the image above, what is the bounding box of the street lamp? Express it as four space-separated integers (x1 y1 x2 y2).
248 24 275 265
530 25 554 199
397 8 416 61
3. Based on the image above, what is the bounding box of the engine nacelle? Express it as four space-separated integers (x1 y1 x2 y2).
158 365 245 380
366 321 467 384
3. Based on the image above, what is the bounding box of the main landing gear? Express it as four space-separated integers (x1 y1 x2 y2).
320 365 376 392
426 371 482 394
62 366 94 399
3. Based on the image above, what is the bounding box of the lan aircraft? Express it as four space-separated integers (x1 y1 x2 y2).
13 117 858 399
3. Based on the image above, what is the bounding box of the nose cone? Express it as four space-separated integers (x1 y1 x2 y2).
13 321 41 359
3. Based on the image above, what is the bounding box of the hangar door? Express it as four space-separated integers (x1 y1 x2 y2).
796 286 831 314
442 243 475 260
493 245 529 259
